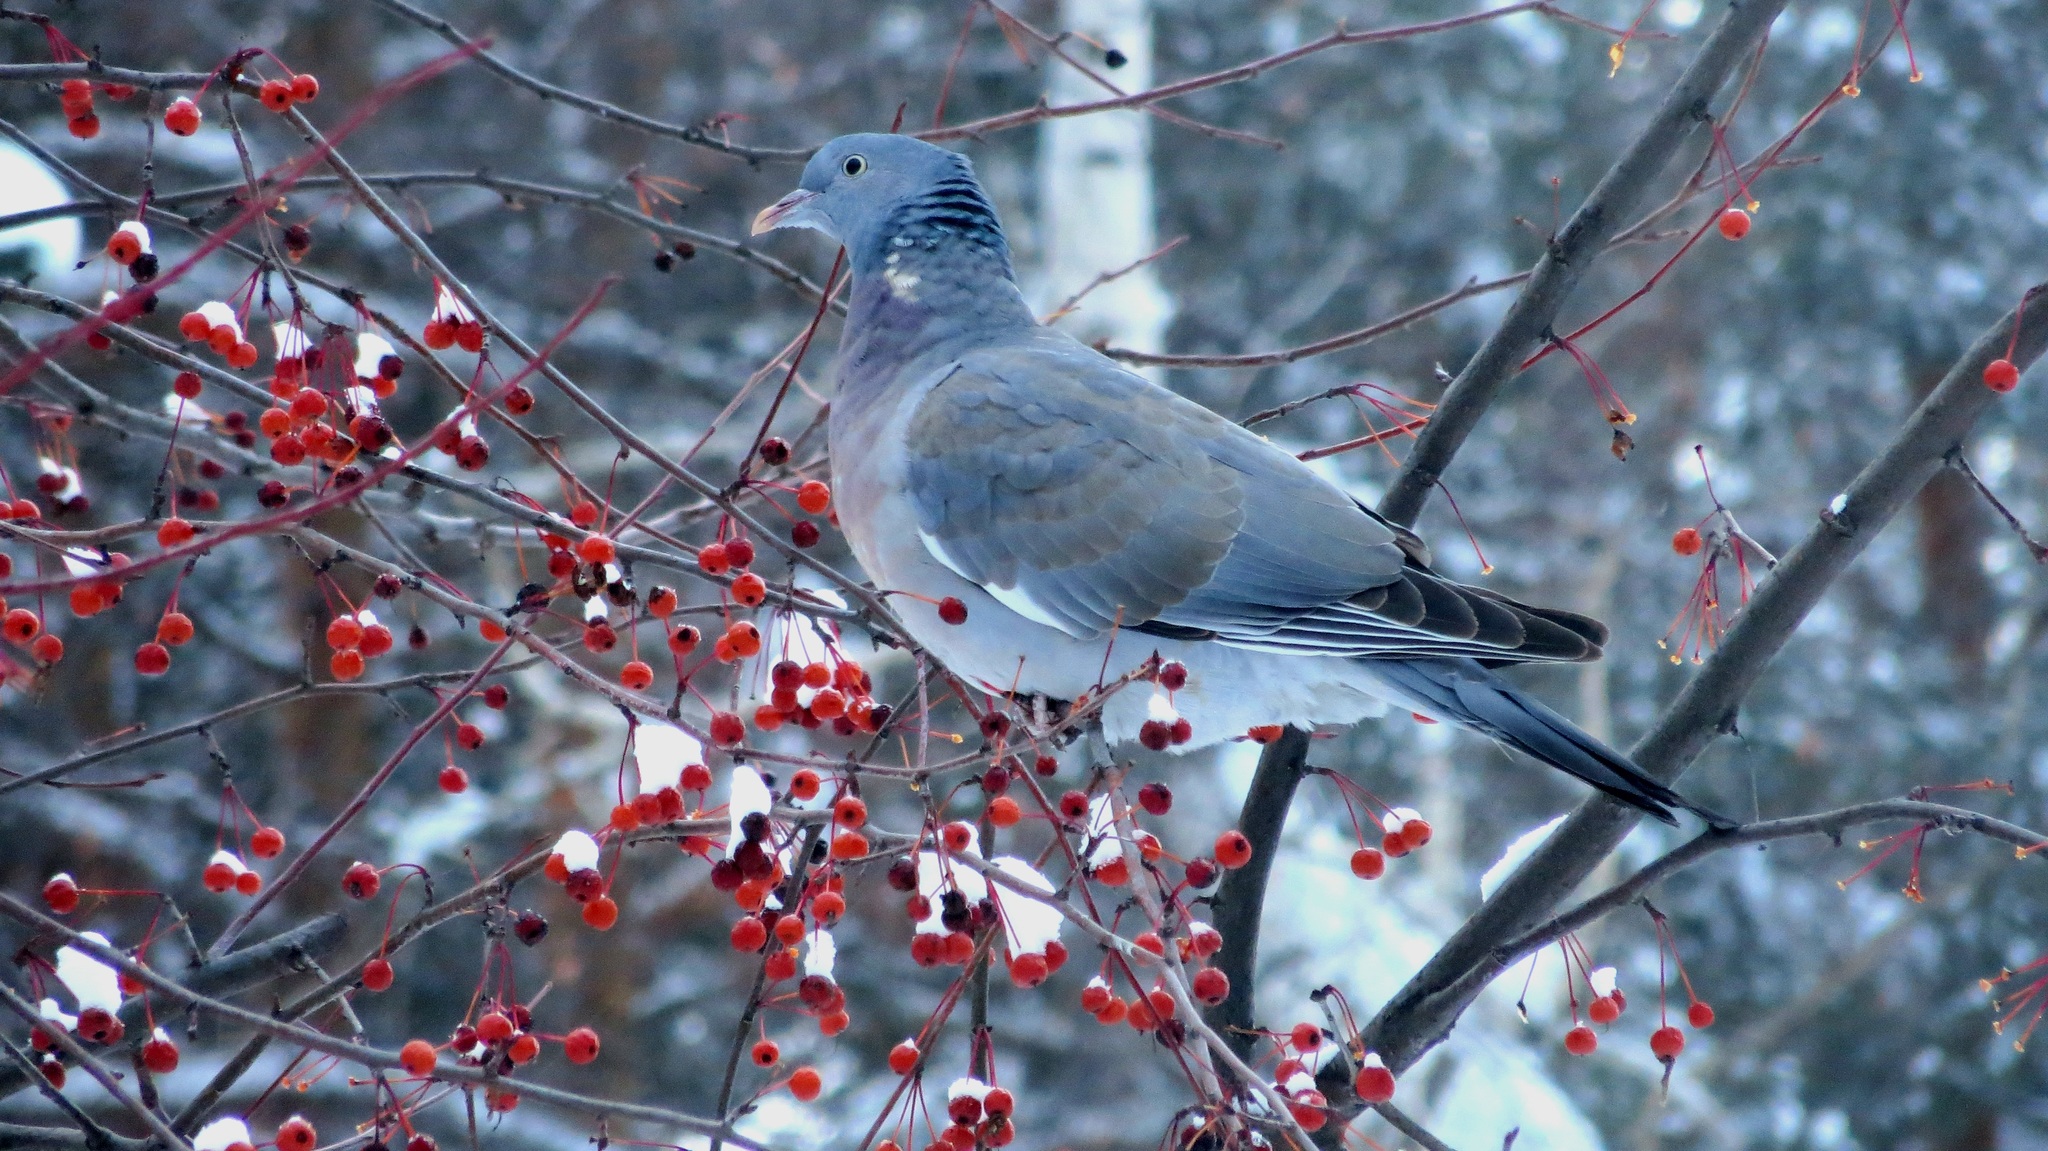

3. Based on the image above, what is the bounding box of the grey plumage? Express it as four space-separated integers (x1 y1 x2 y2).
755 133 1729 828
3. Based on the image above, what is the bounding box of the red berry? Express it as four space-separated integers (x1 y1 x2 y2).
235 869 261 895
1353 1061 1395 1104
142 1037 180 1074
731 571 768 607
456 722 485 750
725 538 756 566
620 660 654 690
731 916 768 952
475 1012 514 1043
791 521 820 548
30 633 62 665
250 826 285 858
400 1039 436 1075
289 73 320 102
1349 847 1386 879
506 1033 540 1064
1214 830 1253 869
134 642 171 676
697 542 730 574
1672 527 1703 556
1008 952 1050 988
438 765 469 793
1984 358 2020 392
1716 207 1751 240
361 958 394 991
1687 1001 1716 1028
936 596 967 625
1563 1025 1597 1056
987 795 1022 826
1588 995 1620 1025
1191 967 1230 1006
359 622 395 657
330 649 366 681
1290 1022 1321 1051
583 895 621 930
67 114 100 139
1399 817 1432 850
342 861 381 899
259 80 294 112
796 481 831 514
158 612 195 647
709 711 745 746
788 1066 822 1102
43 874 80 914
1137 782 1173 815
276 1117 316 1151
1650 1025 1685 1060
156 517 196 547
750 1038 780 1067
577 535 616 564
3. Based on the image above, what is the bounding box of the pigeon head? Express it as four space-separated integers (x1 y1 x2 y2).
753 134 1012 281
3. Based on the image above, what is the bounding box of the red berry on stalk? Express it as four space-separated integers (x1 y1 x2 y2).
506 1033 541 1064
342 861 381 899
67 114 100 139
250 826 285 858
165 99 202 135
438 765 469 793
1138 782 1172 815
731 572 768 606
1214 830 1253 869
43 874 80 914
709 710 745 745
1352 1060 1395 1104
796 481 831 514
1399 817 1432 850
456 722 485 750
1984 358 2020 393
158 612 195 646
484 684 510 709
620 660 654 690
731 916 768 952
1687 1001 1716 1028
750 1039 780 1067
134 642 171 676
937 596 967 625
577 535 616 565
361 958 394 991
582 896 619 930
568 1028 606 1066
259 80 294 112
1588 995 1621 1025
1191 967 1230 1006
888 1039 919 1075
1650 1025 1686 1059
276 1117 316 1151
1716 207 1751 240
475 1012 514 1043
789 1066 823 1102
1350 847 1386 879
289 73 320 102
1672 527 1703 556
1563 1025 1598 1055
725 538 756 566
142 1037 180 1074
400 1039 436 1076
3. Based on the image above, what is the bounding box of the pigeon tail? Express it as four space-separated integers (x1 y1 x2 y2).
1361 657 1735 829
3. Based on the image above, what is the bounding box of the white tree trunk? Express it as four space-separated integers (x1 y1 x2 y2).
1034 0 1172 368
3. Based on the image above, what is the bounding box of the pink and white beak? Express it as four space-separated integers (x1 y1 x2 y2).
751 188 824 236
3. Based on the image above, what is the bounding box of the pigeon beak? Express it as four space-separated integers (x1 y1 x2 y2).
751 189 822 236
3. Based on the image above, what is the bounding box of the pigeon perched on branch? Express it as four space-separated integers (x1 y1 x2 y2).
755 133 1726 827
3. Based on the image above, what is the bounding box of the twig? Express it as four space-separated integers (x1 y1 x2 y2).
360 0 808 164
1948 447 2048 563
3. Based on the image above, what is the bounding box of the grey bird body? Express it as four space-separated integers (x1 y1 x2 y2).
760 133 1724 827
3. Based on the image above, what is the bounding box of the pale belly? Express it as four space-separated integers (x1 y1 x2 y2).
831 394 1391 748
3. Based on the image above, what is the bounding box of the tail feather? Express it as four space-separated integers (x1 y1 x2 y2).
1361 657 1734 829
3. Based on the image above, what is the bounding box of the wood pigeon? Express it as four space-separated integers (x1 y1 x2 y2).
755 133 1726 827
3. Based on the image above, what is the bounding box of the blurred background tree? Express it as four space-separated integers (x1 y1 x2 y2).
3 2 2046 1149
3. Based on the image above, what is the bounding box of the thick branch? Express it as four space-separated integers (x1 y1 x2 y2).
1377 0 1788 526
1201 727 1312 1062
1360 281 2048 1074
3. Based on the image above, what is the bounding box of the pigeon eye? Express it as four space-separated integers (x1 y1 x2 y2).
841 154 867 178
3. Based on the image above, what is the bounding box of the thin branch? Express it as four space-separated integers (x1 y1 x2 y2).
359 0 808 164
